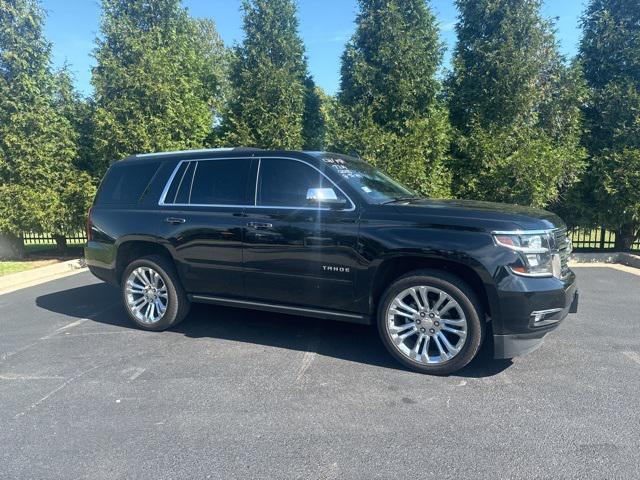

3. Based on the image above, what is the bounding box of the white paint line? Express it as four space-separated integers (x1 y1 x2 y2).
40 318 88 339
15 364 100 418
295 350 318 384
623 351 640 366
499 371 513 385
0 373 65 381
2 303 120 362
122 367 146 381
294 329 323 385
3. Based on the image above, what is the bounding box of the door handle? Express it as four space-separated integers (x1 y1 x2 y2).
164 217 186 224
247 221 273 229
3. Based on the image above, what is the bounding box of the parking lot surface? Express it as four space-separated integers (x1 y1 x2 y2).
1 267 639 479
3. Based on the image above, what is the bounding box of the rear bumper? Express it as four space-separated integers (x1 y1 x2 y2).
493 270 579 359
85 242 118 285
87 264 118 285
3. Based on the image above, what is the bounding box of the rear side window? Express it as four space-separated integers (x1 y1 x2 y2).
96 162 160 205
162 158 252 206
190 159 251 205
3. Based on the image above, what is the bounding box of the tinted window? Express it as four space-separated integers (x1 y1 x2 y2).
164 161 196 204
257 158 343 207
189 159 251 205
97 162 160 205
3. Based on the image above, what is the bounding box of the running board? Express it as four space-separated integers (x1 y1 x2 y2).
188 294 370 324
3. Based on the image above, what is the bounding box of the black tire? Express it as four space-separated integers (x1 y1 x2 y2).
377 269 484 375
121 255 190 331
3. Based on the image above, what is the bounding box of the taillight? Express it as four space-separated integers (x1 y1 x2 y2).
86 207 93 241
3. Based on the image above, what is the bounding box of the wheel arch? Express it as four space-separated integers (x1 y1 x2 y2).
368 253 497 321
115 236 177 285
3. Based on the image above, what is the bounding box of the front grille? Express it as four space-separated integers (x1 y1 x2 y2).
554 228 570 277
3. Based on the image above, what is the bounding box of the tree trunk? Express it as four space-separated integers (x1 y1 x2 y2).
0 232 25 259
53 234 68 255
614 223 638 251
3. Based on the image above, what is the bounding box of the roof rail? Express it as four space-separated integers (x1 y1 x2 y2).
134 147 261 158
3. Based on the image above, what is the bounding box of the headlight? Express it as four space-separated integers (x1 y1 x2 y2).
493 231 561 278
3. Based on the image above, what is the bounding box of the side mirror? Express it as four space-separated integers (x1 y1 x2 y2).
306 188 348 209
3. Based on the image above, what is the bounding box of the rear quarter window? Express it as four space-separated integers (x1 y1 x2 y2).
96 162 160 205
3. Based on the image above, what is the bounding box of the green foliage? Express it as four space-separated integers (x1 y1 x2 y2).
0 0 95 247
92 0 228 174
448 0 586 208
449 0 553 130
596 149 640 229
302 77 326 150
335 0 451 197
332 104 451 198
576 0 640 246
339 0 442 128
451 124 583 208
221 0 311 149
53 66 95 173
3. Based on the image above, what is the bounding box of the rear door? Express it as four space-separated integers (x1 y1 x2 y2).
159 157 254 297
242 157 361 312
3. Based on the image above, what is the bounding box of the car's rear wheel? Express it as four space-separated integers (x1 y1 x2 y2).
121 255 190 331
377 269 484 375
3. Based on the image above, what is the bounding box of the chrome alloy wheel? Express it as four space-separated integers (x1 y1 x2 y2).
125 267 168 324
386 286 467 364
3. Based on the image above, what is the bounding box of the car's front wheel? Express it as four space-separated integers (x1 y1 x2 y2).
121 255 190 331
377 269 484 375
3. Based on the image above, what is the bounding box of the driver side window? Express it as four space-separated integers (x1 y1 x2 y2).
256 158 345 208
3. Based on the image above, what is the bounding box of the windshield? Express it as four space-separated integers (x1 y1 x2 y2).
321 154 417 204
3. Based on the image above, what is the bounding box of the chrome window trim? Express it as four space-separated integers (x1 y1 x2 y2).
158 156 356 212
171 161 191 204
188 161 198 204
254 158 261 206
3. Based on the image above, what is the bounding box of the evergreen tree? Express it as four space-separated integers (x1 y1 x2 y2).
302 76 326 150
222 0 312 149
578 0 640 249
335 0 451 198
53 66 95 174
448 0 585 208
0 0 94 258
92 0 228 174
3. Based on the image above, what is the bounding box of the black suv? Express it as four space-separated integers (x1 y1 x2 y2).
85 148 578 374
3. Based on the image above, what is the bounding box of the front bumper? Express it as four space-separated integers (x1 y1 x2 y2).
492 269 578 358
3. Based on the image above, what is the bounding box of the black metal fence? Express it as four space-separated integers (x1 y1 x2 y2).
22 232 87 246
19 228 640 252
569 228 640 252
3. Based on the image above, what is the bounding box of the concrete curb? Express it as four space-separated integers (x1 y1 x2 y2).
618 253 640 269
570 251 640 267
0 258 87 296
570 252 620 264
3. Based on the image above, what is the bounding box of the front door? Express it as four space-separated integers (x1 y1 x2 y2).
243 158 361 312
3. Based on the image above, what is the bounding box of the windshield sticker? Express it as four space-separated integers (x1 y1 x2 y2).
361 186 372 193
323 157 363 179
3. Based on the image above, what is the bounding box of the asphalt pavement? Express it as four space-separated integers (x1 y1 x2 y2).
1 267 639 479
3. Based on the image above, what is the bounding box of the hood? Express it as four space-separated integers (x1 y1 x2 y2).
387 198 565 232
